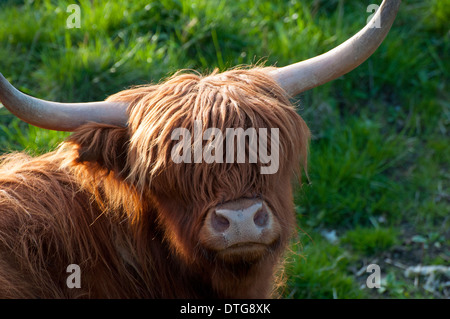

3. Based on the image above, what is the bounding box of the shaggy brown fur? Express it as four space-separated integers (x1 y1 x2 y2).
0 68 310 298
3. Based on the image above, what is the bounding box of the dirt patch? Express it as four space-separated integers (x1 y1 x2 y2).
350 232 449 298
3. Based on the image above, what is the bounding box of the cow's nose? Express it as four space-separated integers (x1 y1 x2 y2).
211 202 270 233
201 198 278 251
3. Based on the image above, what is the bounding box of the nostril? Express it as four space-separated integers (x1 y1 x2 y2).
211 212 230 232
253 209 269 228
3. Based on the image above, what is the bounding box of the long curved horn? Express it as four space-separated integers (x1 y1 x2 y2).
0 73 128 131
268 0 401 96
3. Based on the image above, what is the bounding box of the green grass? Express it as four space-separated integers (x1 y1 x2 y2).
0 0 448 298
283 237 365 299
341 227 398 255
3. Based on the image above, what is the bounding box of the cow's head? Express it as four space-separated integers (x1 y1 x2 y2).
107 69 310 266
0 0 400 272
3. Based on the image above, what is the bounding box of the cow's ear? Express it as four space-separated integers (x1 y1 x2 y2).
67 123 130 177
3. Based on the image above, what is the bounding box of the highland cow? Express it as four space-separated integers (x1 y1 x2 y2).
0 0 399 298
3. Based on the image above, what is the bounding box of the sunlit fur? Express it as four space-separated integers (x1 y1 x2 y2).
0 68 310 298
